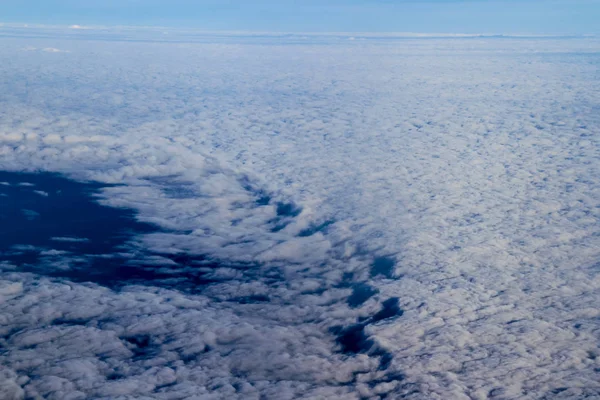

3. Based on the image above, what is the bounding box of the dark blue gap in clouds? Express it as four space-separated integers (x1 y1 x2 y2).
269 202 303 233
0 171 411 388
347 282 379 308
0 171 155 254
239 175 309 234
338 272 381 308
298 220 335 237
0 171 248 290
331 297 404 374
371 256 396 278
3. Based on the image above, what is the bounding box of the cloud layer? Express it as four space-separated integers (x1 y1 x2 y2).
0 32 600 399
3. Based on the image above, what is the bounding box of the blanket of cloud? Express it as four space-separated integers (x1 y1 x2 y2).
1 27 600 399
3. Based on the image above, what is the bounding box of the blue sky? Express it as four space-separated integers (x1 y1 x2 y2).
1 0 599 34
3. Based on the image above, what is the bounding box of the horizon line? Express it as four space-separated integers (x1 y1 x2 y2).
0 22 597 39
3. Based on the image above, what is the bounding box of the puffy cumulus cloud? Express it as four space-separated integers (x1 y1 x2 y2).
0 32 600 399
0 273 386 399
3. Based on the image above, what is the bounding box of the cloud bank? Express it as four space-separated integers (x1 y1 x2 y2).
0 32 599 399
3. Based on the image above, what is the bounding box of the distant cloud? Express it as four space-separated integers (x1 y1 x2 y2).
21 209 40 220
22 46 70 53
42 47 70 53
51 237 89 243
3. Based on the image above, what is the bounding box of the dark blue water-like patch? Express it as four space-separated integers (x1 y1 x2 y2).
331 296 405 383
239 175 272 206
372 348 394 371
331 324 374 354
123 335 151 350
333 297 404 356
347 282 379 308
276 202 302 218
270 221 291 233
230 294 270 304
372 298 403 323
267 202 302 233
256 194 271 206
370 256 396 278
240 177 303 232
0 171 155 256
298 220 334 237
122 335 158 359
0 171 241 291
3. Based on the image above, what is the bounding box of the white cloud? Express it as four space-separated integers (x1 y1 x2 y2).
41 47 70 53
0 32 599 399
21 46 70 53
21 209 39 220
50 237 89 243
0 133 23 142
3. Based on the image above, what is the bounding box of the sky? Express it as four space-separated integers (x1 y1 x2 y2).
1 33 600 398
1 0 599 34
